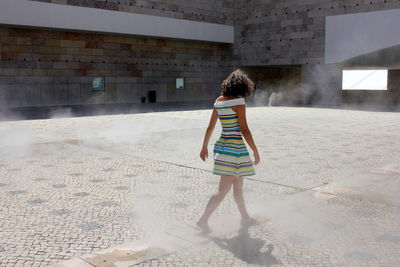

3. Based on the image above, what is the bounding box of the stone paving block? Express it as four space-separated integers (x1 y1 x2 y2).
273 176 327 190
80 235 195 267
52 257 92 267
0 107 399 266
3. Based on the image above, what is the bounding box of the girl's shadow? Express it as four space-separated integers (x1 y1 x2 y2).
209 226 281 266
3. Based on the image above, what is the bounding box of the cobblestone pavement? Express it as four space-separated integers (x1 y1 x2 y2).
0 107 399 266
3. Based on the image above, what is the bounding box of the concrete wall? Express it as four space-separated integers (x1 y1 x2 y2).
32 0 234 25
233 0 400 66
0 26 233 108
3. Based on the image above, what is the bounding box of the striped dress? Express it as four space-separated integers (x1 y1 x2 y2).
213 97 256 177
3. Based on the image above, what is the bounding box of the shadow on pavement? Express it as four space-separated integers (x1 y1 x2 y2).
210 226 281 266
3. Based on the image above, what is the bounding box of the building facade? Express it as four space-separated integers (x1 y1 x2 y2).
0 0 399 109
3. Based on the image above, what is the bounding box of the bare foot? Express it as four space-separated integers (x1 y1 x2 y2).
196 220 211 232
241 217 259 227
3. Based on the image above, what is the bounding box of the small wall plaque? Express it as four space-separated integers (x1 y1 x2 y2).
93 77 105 91
176 78 185 90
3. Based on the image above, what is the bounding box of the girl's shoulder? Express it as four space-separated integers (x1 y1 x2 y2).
215 95 245 102
214 97 245 108
215 95 224 101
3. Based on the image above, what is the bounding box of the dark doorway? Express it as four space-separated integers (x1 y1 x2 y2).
241 66 302 106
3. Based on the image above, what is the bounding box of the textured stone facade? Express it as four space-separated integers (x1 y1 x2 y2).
0 26 233 107
233 0 400 66
1 0 399 109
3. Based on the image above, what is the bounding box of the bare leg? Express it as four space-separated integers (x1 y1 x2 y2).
232 176 251 220
197 176 235 230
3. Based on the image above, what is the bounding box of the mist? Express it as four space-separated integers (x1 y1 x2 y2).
245 51 399 112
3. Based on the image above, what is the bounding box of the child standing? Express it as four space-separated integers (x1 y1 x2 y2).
197 69 260 231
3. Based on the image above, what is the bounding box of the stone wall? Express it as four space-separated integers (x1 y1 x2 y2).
2 1 400 109
233 0 400 66
0 26 233 108
32 0 234 25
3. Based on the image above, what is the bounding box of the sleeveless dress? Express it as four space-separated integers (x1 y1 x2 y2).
213 97 256 177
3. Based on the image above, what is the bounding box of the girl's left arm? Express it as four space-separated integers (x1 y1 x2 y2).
235 104 260 165
200 108 218 161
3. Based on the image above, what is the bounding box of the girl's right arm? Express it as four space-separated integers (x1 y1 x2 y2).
200 108 218 161
235 105 260 165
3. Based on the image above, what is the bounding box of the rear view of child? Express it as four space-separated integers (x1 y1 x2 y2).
197 69 260 232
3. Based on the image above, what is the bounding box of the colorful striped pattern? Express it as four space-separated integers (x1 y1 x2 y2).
213 98 255 177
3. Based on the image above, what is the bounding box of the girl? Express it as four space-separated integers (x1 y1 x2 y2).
197 69 260 232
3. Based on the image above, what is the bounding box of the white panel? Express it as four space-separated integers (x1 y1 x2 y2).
0 0 234 43
325 9 400 64
342 70 388 90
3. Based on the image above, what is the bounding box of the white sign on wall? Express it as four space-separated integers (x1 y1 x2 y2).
342 70 388 90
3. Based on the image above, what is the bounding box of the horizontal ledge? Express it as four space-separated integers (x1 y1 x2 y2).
0 0 234 44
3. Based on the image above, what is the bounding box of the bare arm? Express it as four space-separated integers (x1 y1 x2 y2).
200 108 218 161
234 105 260 164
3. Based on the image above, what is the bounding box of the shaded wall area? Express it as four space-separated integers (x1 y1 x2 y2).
0 26 233 108
340 45 400 107
242 64 342 107
241 66 302 106
242 63 400 109
342 70 400 107
300 64 342 106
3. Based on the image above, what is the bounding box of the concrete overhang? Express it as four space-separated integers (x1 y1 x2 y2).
342 44 400 69
325 8 400 64
0 0 234 44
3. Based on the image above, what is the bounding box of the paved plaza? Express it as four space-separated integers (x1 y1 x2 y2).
0 107 399 266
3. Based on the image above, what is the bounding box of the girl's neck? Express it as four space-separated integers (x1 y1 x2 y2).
219 95 242 100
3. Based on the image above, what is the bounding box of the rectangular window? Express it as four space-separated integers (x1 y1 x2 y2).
342 70 388 90
176 78 185 90
92 77 105 91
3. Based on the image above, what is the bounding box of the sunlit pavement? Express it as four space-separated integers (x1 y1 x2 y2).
0 107 399 266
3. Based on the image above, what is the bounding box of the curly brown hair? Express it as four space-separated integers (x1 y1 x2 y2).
221 69 255 98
